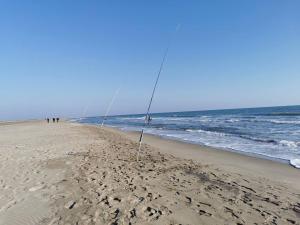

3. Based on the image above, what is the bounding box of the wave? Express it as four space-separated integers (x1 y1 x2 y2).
225 119 240 123
165 117 300 125
269 120 300 125
279 140 300 148
238 135 277 144
185 129 300 148
237 118 300 125
290 159 300 168
186 129 278 144
226 135 300 148
185 129 226 137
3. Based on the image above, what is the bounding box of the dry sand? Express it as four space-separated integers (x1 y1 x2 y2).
0 121 299 225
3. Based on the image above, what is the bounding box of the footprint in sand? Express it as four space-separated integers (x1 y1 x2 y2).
29 185 44 192
0 197 49 225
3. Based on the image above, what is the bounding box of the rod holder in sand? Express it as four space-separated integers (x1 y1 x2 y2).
137 129 144 161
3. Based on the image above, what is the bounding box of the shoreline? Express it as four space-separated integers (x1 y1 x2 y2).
85 124 293 165
133 130 289 164
102 125 300 190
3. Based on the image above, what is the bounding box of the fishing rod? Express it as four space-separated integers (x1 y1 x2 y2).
137 25 180 162
80 103 90 120
101 88 121 127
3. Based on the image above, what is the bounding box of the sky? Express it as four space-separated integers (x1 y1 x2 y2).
0 0 300 120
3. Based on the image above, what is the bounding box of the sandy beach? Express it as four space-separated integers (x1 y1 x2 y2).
0 121 299 225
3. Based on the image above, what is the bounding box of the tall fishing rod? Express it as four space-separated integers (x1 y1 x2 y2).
137 25 180 161
80 103 90 120
101 88 120 127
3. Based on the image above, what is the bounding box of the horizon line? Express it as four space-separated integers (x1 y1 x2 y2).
81 103 300 119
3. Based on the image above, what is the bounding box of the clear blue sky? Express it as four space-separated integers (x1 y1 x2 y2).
0 0 299 120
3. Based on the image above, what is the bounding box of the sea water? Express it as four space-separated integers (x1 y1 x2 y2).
76 105 300 167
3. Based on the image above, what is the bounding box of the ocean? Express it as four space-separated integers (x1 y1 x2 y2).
75 105 300 167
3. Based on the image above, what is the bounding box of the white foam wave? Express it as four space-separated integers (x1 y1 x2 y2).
186 129 226 137
226 119 240 123
243 118 300 125
279 140 300 148
290 159 300 168
270 120 300 125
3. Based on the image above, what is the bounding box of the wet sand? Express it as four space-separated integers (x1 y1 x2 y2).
121 129 300 190
0 121 299 225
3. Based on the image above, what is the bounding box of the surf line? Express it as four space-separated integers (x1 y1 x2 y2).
137 24 180 162
101 87 121 127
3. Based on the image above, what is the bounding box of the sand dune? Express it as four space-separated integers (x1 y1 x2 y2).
0 121 299 225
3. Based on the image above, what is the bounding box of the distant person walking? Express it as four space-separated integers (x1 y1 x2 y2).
46 118 49 123
56 118 59 123
52 118 55 123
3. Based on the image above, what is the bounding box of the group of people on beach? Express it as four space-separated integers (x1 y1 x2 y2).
46 118 59 123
